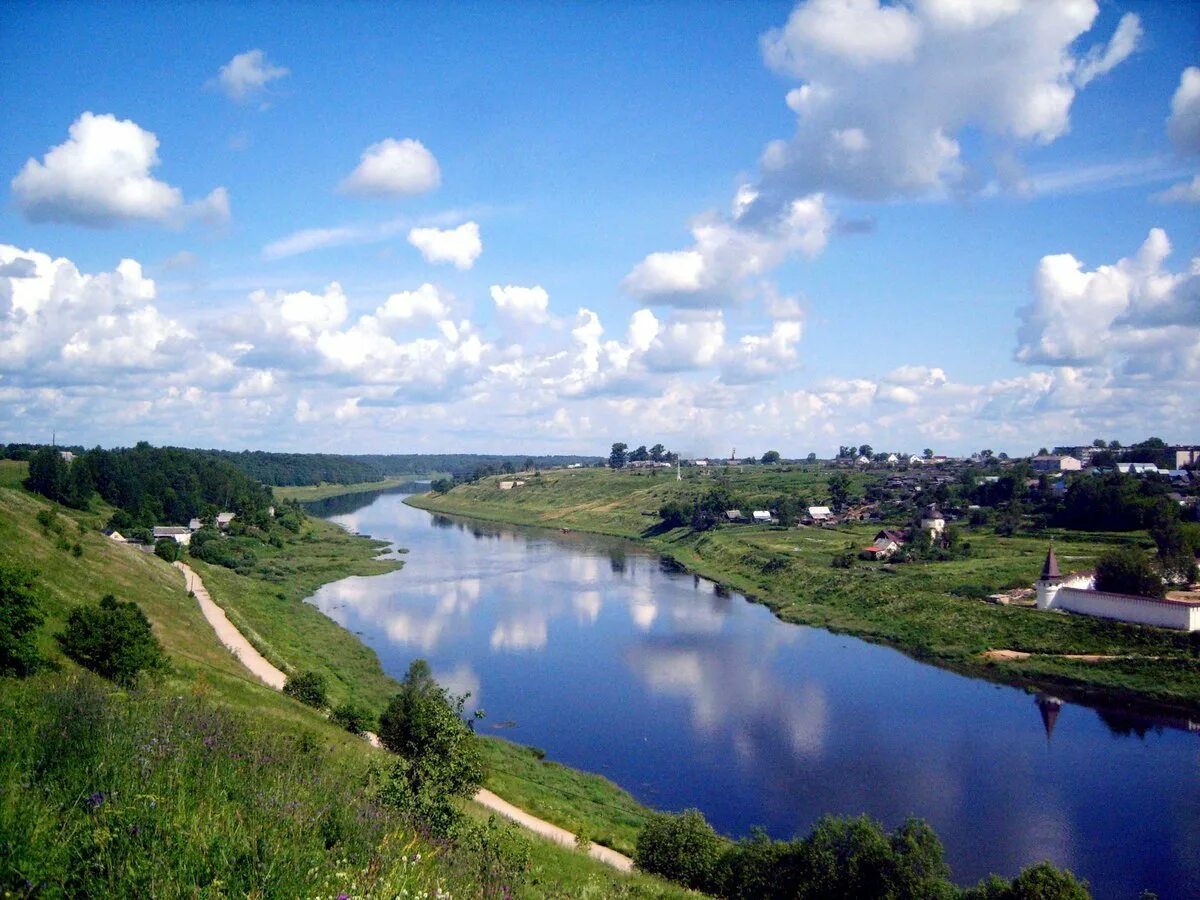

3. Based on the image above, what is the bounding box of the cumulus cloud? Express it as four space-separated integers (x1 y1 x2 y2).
408 222 482 269
0 245 189 381
623 192 831 305
377 283 452 324
11 113 230 228
756 0 1137 203
1015 228 1200 378
490 285 550 324
1167 66 1200 155
214 49 289 102
339 138 441 197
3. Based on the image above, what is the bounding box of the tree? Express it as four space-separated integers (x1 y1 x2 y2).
1150 515 1198 586
1093 438 1107 449
649 443 666 462
283 670 329 708
154 538 180 562
634 809 723 893
828 472 851 509
378 659 484 833
761 450 781 464
609 442 628 469
431 477 453 493
806 452 817 462
330 701 373 735
0 562 43 676
1095 547 1165 599
858 444 873 459
24 448 70 504
57 595 164 685
923 448 934 459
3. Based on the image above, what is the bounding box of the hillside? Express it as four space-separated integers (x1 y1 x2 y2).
409 466 1200 711
0 461 694 898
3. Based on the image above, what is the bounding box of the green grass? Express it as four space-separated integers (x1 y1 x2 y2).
0 471 691 896
410 468 1200 711
272 476 427 502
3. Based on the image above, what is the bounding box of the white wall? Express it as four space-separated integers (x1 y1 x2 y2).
1055 587 1199 631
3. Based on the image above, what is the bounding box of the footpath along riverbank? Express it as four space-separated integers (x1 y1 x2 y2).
172 561 633 873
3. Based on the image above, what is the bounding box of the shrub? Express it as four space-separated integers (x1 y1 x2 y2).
283 671 328 709
0 562 44 676
449 815 532 895
831 552 854 569
57 595 164 685
964 861 1090 899
1095 547 1165 599
154 538 180 562
330 701 373 735
634 808 723 893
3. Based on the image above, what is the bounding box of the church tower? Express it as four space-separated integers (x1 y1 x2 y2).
1035 544 1064 610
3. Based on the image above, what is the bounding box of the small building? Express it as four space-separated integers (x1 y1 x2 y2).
1117 462 1160 476
807 505 833 523
861 543 896 560
875 528 907 547
752 510 773 524
920 504 945 538
216 512 236 529
1170 446 1200 469
188 518 203 531
1031 455 1082 473
566 463 583 469
694 459 708 467
724 509 744 522
153 526 191 546
104 529 126 543
908 455 925 465
59 450 75 463
855 455 871 466
499 481 514 490
885 453 899 466
1035 545 1199 632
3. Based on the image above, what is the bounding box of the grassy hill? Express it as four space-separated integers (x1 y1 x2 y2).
409 466 1200 711
0 460 693 898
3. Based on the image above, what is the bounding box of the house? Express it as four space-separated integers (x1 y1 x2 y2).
875 528 907 547
104 529 126 543
1031 455 1082 473
752 510 773 523
807 505 833 523
908 455 925 465
694 459 708 467
566 463 583 469
152 526 191 546
855 455 871 466
885 453 899 466
861 542 896 560
216 512 236 528
499 481 515 490
59 450 75 463
188 518 203 531
920 504 945 538
1036 545 1199 631
724 509 743 522
1170 446 1200 469
1165 470 1191 483
1116 462 1160 475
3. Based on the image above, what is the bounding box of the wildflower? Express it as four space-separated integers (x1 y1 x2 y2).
203 735 216 750
85 791 107 810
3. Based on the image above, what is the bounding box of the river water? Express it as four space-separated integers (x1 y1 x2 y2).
305 490 1199 898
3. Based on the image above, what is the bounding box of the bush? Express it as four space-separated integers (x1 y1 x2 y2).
634 808 723 892
283 670 328 709
0 562 44 676
448 815 532 895
154 538 180 562
831 552 854 569
964 861 1090 899
330 701 373 735
378 660 484 834
57 595 164 685
1095 547 1165 598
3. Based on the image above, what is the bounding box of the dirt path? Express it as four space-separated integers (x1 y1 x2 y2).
173 562 634 873
981 648 1160 663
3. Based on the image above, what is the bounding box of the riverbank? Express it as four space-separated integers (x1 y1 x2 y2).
272 476 426 502
407 469 1200 712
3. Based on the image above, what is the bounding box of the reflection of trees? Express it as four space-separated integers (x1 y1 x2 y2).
609 547 628 575
430 514 457 530
303 486 414 517
1095 707 1165 739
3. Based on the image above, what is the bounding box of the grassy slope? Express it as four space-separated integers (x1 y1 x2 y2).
408 467 1200 710
0 464 691 897
272 476 424 502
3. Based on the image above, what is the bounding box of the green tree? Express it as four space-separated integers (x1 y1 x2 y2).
330 701 374 735
634 808 723 893
0 563 43 676
649 443 666 462
57 595 164 685
1095 547 1165 599
828 472 851 509
24 447 69 504
630 444 650 462
608 442 628 469
283 671 329 708
761 450 781 464
923 448 934 459
806 452 817 462
858 444 873 459
154 538 181 562
378 659 484 833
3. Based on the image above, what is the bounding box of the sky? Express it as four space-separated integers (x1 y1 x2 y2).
1 0 1197 458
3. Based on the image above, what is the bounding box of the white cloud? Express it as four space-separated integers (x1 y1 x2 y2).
1167 66 1200 156
339 138 441 197
490 284 550 324
11 113 229 228
755 1 1135 202
1154 175 1200 205
623 193 831 305
250 283 349 345
1015 228 1200 378
214 49 289 102
377 284 452 324
0 245 189 379
408 221 482 269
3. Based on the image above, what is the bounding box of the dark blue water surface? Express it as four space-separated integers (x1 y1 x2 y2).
306 491 1199 899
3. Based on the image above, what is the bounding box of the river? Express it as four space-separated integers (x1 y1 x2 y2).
305 489 1199 898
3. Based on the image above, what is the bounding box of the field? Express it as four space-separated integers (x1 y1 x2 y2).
271 475 428 502
409 466 1200 710
0 463 691 896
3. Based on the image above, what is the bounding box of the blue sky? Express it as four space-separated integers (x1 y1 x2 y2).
1 0 1197 456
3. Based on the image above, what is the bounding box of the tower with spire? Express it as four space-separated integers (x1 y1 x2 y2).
1035 544 1064 610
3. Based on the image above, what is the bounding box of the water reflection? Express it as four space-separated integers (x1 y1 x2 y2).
306 494 1200 899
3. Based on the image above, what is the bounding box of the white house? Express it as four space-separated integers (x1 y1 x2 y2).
1036 546 1199 632
499 481 514 490
216 512 236 528
807 506 833 523
1117 462 1160 475
59 450 75 463
105 530 126 543
188 518 203 531
153 526 191 546
885 453 899 466
855 455 871 466
1031 455 1082 473
695 459 708 467
908 455 924 465
752 510 773 523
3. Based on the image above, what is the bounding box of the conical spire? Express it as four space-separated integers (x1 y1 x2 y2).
1040 544 1061 581
1035 694 1063 742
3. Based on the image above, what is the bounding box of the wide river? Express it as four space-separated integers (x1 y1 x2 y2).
306 490 1199 898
